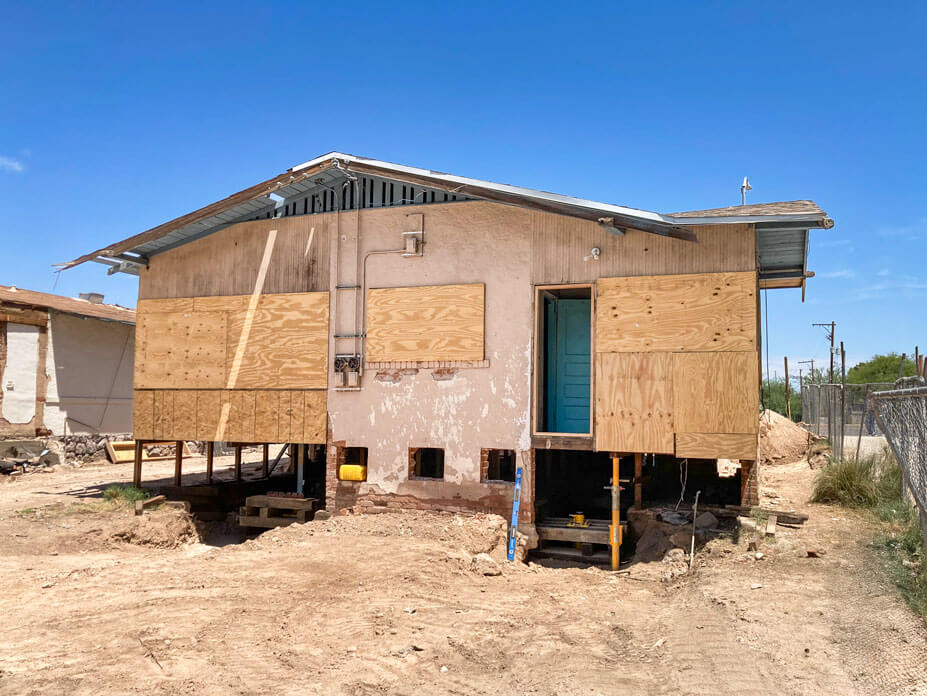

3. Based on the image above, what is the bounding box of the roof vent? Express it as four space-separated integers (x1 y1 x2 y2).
79 292 104 304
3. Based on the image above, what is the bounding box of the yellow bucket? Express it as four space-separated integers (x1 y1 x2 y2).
339 464 367 482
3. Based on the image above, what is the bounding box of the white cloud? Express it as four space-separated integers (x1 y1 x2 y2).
0 156 24 173
878 218 927 241
877 269 890 276
821 269 856 279
856 280 927 300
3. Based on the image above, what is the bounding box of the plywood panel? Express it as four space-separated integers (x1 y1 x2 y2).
676 432 757 461
287 390 305 443
277 391 294 442
196 390 222 441
226 292 329 389
172 390 198 441
227 390 255 442
136 311 227 389
595 353 674 454
254 390 279 442
366 283 485 362
137 298 195 314
596 272 756 353
193 296 249 313
133 390 154 440
303 390 327 444
673 352 758 434
153 390 173 440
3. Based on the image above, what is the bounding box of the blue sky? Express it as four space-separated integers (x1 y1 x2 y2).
1 2 925 377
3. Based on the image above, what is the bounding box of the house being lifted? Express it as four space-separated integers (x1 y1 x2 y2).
63 152 832 557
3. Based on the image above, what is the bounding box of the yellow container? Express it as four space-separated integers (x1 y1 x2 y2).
339 464 367 482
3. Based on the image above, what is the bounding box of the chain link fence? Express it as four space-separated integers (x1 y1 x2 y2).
801 382 896 459
872 386 927 521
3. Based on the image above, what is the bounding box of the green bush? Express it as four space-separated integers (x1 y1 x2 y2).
762 376 802 422
102 485 150 503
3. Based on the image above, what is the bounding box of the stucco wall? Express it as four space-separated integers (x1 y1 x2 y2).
1 323 39 424
327 202 534 502
44 311 135 435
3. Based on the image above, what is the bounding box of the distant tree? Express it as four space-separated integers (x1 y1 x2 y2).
846 353 917 384
762 377 802 422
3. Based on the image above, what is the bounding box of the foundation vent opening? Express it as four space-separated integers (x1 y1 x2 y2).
410 447 444 480
482 448 516 483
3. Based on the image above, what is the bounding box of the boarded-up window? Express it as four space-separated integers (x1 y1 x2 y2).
366 283 485 362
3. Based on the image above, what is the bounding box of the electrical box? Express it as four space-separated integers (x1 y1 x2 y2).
402 231 423 257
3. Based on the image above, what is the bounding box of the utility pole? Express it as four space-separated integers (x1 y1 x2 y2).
798 359 815 384
812 322 836 383
784 356 792 420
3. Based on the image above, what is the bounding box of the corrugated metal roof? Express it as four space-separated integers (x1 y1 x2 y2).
60 152 834 279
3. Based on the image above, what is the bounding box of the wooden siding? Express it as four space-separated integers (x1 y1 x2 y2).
133 389 326 444
135 291 329 391
138 216 330 300
596 272 756 353
531 216 756 284
366 283 485 362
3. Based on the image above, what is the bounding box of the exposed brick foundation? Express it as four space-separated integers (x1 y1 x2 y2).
740 459 759 506
325 437 535 524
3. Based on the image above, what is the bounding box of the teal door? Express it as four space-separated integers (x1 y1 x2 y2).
544 297 591 433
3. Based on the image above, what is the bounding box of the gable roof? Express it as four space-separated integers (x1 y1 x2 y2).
59 152 834 272
0 286 135 324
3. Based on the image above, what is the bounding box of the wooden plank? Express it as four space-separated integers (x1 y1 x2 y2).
226 292 329 390
244 495 317 510
675 432 758 461
766 514 778 537
133 390 155 440
366 283 485 362
303 390 327 444
152 390 173 440
172 390 198 441
254 390 280 442
596 272 756 353
536 525 611 545
0 309 47 327
673 351 758 434
595 353 674 454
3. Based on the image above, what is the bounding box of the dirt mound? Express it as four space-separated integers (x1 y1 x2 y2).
234 509 528 563
109 508 199 548
760 409 814 465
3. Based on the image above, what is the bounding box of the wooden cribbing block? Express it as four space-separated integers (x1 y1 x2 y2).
135 495 167 516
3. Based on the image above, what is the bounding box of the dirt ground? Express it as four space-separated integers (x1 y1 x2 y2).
1 453 926 695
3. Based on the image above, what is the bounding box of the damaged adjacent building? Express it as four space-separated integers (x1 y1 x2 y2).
0 286 135 437
61 152 832 553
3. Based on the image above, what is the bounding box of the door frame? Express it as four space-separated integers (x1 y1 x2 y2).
532 283 595 438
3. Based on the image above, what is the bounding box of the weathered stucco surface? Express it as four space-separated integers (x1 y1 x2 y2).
44 311 135 434
1 323 39 424
328 202 533 499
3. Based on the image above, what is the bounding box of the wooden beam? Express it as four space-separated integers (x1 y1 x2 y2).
262 443 269 478
205 441 214 484
633 453 642 510
133 440 143 488
173 440 183 486
234 445 242 482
